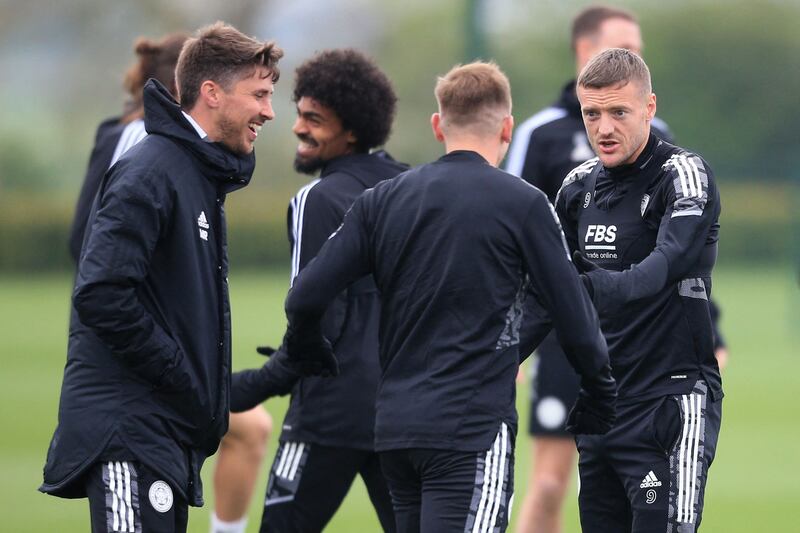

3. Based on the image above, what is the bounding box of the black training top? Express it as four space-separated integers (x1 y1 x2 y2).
286 150 613 452
505 81 725 350
280 151 408 450
555 134 723 404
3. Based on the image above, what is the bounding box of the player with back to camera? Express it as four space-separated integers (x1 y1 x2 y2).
270 61 618 533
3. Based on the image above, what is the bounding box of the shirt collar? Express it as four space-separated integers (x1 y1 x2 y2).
181 111 208 139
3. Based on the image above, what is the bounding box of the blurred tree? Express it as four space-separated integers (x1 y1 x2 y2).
641 1 798 180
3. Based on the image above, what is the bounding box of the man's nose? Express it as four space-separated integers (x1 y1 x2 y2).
597 115 614 135
261 101 275 121
292 117 307 136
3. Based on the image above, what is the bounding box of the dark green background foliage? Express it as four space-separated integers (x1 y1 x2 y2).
0 0 796 272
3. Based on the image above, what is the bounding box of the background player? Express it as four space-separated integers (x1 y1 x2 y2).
279 61 617 533
557 48 723 532
504 7 727 531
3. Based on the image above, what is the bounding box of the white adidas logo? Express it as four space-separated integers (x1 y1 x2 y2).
198 211 210 241
640 471 662 488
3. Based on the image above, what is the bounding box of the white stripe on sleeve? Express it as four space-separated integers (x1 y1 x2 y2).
289 180 320 285
110 119 148 167
504 107 568 177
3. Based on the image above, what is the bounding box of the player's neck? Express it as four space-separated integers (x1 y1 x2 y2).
443 138 504 167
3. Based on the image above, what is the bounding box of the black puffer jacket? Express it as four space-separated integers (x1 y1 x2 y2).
40 79 255 506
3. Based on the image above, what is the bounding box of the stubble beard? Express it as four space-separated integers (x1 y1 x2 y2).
293 153 325 175
218 113 251 155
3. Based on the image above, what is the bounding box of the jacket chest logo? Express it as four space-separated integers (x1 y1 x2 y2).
584 224 618 260
198 211 210 241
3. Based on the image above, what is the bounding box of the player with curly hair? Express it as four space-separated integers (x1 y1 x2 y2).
235 48 406 532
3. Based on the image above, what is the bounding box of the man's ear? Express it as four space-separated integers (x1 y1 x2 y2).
199 80 223 109
646 93 657 122
500 114 514 144
431 113 445 143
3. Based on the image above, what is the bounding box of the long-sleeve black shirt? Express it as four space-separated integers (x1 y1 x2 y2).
280 151 408 450
555 134 723 404
285 150 613 452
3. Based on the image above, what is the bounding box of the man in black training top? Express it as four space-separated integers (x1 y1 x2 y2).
230 49 404 533
278 61 617 533
506 8 728 532
556 48 723 532
41 23 283 533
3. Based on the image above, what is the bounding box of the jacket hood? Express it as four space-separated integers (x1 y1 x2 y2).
143 79 255 192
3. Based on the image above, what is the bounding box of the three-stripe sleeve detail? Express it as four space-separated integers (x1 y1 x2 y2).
289 180 321 285
664 153 709 218
554 157 599 207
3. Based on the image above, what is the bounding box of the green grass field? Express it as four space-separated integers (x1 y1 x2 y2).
0 264 796 531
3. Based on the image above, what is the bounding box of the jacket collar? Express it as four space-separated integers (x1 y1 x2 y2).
557 80 581 117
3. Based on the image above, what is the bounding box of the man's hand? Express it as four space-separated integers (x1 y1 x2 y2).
566 389 617 435
572 250 601 298
572 250 623 314
282 325 339 377
230 347 303 412
566 362 617 435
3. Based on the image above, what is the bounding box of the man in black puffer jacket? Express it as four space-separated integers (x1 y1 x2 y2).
41 23 285 533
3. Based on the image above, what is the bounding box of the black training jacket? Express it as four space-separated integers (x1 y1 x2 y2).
555 134 723 404
505 81 725 349
40 80 254 506
280 152 408 450
285 150 612 452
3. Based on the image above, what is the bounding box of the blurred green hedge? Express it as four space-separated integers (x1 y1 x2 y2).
0 182 791 273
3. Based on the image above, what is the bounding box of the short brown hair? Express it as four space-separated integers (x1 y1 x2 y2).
176 21 283 110
577 47 652 95
434 62 511 136
121 32 188 123
571 5 637 52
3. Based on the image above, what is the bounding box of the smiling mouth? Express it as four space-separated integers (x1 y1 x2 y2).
296 138 319 155
248 122 263 138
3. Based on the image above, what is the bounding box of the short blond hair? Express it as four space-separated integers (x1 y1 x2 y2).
434 61 511 136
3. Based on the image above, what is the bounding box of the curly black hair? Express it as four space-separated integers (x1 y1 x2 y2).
293 49 397 152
